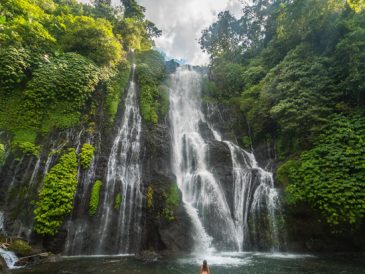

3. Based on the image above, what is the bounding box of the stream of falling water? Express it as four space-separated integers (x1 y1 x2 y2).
169 67 282 253
96 64 143 254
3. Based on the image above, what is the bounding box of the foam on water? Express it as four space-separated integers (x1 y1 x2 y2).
178 251 315 268
253 252 315 259
179 253 252 267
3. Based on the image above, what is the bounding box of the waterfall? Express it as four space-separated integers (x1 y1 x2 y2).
96 63 143 254
0 211 4 233
169 67 282 252
0 211 20 269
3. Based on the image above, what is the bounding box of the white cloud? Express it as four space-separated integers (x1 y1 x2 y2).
137 0 242 65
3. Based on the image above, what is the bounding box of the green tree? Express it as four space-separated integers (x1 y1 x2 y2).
59 15 122 66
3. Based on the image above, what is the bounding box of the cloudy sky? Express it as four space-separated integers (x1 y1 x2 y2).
137 0 242 65
79 0 243 64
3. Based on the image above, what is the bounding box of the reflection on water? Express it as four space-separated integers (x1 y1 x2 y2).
10 252 365 274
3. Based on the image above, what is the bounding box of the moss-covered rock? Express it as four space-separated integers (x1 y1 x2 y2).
79 143 95 169
8 239 32 256
89 180 102 216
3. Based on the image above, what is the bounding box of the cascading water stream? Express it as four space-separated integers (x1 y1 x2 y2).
0 211 20 269
169 68 238 252
169 67 282 253
96 63 143 254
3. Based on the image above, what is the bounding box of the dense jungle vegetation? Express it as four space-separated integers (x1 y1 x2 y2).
200 0 365 233
0 0 165 235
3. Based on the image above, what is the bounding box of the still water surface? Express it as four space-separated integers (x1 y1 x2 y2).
10 252 365 274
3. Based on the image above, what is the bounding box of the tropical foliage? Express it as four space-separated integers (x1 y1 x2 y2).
0 0 158 150
201 0 365 232
34 149 78 235
136 50 167 124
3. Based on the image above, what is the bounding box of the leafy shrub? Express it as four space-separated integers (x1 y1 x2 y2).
79 143 95 169
136 50 166 124
286 115 365 232
0 46 30 93
11 141 40 158
25 52 99 111
34 149 78 236
23 53 99 130
59 15 123 66
89 180 102 216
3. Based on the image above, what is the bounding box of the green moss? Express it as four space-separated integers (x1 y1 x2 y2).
40 102 81 133
159 84 169 117
114 193 121 210
106 61 131 121
89 180 102 216
79 143 95 169
8 239 32 256
162 183 180 221
241 136 251 149
147 185 153 209
0 143 5 166
34 149 78 236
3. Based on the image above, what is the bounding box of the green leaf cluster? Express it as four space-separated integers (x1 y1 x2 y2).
34 149 78 236
136 50 166 124
79 143 95 169
89 180 102 216
58 15 122 67
11 141 40 158
0 46 30 93
105 61 131 121
162 183 180 221
284 115 365 231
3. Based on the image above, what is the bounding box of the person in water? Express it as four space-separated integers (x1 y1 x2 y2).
200 260 211 274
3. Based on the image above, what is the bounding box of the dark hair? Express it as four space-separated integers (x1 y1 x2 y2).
202 260 208 271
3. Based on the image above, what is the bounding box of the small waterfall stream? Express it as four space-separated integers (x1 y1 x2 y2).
0 211 20 269
96 63 143 254
169 67 282 253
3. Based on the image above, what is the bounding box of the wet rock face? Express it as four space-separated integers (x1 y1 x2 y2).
0 255 6 271
140 120 194 253
206 140 234 212
203 102 276 171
